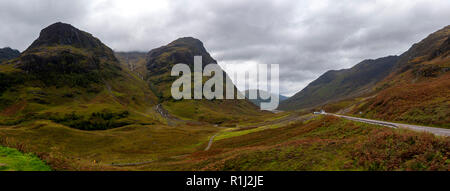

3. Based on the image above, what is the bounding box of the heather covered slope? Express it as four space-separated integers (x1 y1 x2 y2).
346 25 450 127
144 37 266 125
135 115 449 171
279 56 399 110
0 22 160 130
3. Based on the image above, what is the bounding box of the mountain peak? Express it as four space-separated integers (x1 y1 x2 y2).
25 22 107 53
13 22 121 85
146 37 216 75
168 37 204 48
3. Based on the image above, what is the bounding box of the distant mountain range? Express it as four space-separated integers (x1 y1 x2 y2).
0 47 20 63
244 89 289 108
279 55 399 110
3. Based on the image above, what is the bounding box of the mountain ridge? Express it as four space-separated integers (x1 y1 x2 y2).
0 47 20 63
244 89 289 108
345 25 450 127
279 55 399 110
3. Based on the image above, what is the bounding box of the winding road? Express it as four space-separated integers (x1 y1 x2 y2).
327 113 450 137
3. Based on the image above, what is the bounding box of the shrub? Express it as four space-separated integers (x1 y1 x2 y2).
352 131 450 171
49 110 130 130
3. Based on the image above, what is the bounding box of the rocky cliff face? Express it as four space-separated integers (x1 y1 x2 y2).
25 22 116 60
12 22 121 86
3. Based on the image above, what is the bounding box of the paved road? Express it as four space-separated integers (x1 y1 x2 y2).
327 113 450 137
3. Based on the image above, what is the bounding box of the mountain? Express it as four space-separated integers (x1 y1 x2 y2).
346 25 450 127
145 37 220 99
279 55 399 110
244 89 289 107
13 22 122 87
143 37 265 125
0 22 159 130
0 47 20 63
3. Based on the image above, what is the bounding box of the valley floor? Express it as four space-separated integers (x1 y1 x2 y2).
0 112 448 171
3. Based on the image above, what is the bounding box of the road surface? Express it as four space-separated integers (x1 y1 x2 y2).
327 113 450 137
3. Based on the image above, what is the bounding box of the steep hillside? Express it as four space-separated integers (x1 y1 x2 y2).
0 47 20 63
115 51 147 80
144 37 266 125
347 25 450 127
279 56 399 110
0 22 160 130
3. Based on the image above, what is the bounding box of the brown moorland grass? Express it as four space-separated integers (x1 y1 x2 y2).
356 72 450 128
1 114 447 171
179 116 449 171
0 120 219 170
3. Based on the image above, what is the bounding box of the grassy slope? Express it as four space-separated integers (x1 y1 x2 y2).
0 120 219 170
354 69 449 128
0 146 50 171
1 112 447 171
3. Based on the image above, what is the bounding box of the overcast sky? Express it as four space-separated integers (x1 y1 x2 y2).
1 0 449 96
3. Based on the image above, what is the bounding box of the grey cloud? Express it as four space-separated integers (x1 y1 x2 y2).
0 0 449 96
0 0 90 51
